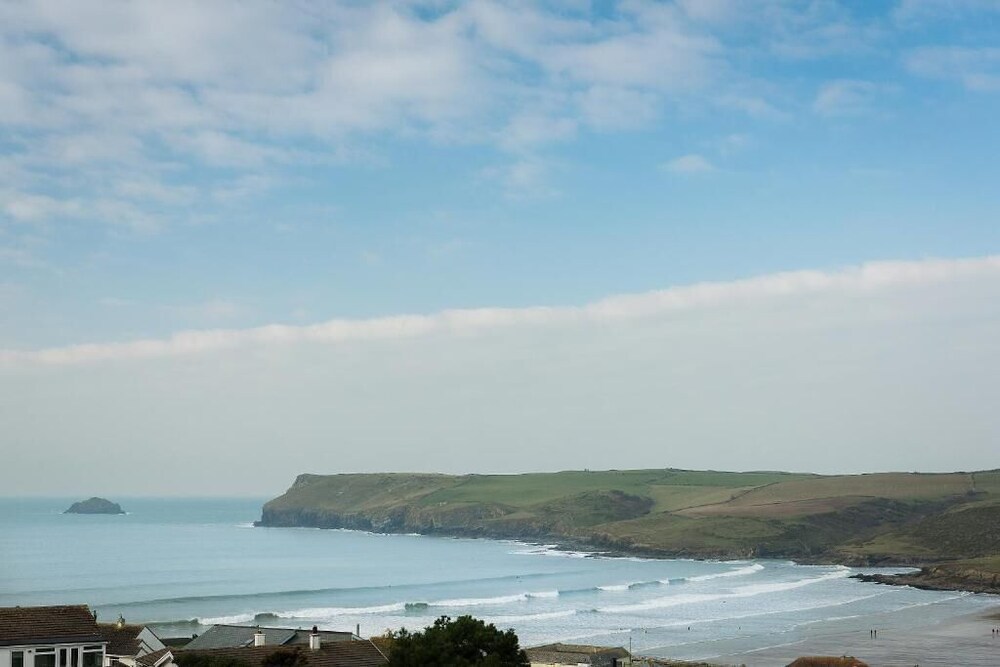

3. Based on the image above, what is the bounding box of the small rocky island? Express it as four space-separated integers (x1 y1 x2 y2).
64 497 125 514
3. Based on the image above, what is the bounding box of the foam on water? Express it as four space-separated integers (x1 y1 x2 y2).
597 583 631 592
685 562 765 582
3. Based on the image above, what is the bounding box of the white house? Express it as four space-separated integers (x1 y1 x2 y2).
0 606 107 667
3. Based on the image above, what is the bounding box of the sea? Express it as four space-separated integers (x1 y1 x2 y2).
1 497 995 662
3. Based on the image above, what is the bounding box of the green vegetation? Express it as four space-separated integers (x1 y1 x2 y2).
380 615 528 667
259 468 1000 569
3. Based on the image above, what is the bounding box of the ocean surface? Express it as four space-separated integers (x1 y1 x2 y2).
1 497 995 662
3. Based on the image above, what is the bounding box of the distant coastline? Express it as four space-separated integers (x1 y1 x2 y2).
256 468 1000 595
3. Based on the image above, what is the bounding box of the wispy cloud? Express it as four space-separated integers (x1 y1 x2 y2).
5 256 997 366
905 47 1000 92
663 153 715 174
813 79 886 116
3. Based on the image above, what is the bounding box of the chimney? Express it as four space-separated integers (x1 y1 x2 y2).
309 627 320 651
253 628 265 647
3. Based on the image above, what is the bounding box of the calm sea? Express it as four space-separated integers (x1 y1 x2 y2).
0 497 994 662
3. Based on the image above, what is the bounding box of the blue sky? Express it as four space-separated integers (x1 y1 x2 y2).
1 1 999 493
2 0 998 347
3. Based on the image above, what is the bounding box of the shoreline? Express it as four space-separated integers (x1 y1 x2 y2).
708 604 1000 667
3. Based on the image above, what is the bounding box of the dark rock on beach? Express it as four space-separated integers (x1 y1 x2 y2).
852 560 1000 595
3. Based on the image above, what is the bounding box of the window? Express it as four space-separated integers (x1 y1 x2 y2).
12 651 24 667
82 649 103 667
35 651 57 667
71 648 79 667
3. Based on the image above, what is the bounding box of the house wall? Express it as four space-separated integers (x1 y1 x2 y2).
135 630 165 656
0 643 105 667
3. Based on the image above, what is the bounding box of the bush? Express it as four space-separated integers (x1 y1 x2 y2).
386 615 529 667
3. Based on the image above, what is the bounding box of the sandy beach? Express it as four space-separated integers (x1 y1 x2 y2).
705 602 1000 666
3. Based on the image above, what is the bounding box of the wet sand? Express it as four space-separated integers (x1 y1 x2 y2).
707 604 1000 666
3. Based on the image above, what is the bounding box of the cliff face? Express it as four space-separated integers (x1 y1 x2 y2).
258 476 654 547
260 500 518 535
64 497 125 514
256 469 1000 569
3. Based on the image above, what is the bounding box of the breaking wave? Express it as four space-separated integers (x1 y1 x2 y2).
685 562 765 582
598 567 849 614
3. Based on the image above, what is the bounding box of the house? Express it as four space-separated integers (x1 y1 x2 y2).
183 626 357 651
176 633 387 667
525 643 630 667
0 605 108 667
97 617 167 667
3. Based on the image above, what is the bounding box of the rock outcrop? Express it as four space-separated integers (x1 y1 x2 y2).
64 497 125 514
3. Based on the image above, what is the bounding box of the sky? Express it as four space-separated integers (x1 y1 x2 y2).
1 0 998 496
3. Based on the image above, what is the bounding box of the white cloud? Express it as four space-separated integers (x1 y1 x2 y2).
717 132 751 155
4 254 999 493
480 157 558 199
2 191 82 223
813 79 884 116
4 255 997 367
663 153 715 173
905 47 1000 92
893 0 1000 25
547 30 718 91
499 113 578 152
0 0 747 236
114 179 197 205
0 190 163 232
576 86 660 131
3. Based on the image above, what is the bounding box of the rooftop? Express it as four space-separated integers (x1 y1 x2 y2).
98 623 146 656
184 626 356 651
176 641 387 667
0 605 105 648
525 643 629 666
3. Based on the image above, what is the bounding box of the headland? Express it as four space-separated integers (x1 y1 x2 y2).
256 468 1000 592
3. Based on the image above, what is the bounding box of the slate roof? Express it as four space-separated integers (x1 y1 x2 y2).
185 627 296 650
98 624 145 655
184 626 355 651
0 605 104 647
525 643 629 666
136 648 173 667
285 630 356 646
176 641 387 667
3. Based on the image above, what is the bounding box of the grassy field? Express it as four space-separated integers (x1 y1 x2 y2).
261 468 1000 565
